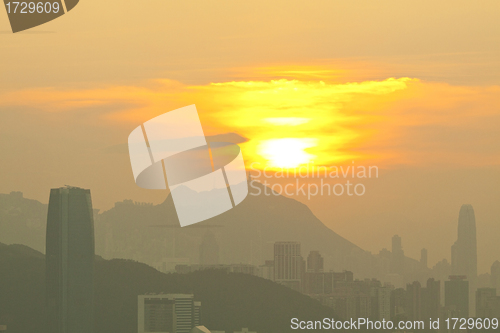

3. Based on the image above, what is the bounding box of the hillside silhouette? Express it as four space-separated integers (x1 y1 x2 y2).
97 181 380 278
0 191 47 252
0 183 421 280
0 242 336 333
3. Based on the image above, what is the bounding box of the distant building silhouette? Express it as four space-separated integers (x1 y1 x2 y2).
302 270 353 295
393 278 441 329
199 230 219 265
46 186 95 333
258 260 275 281
316 274 368 320
156 257 191 273
432 259 451 291
405 281 422 321
274 242 304 291
421 278 440 322
390 288 406 320
476 288 500 318
372 285 392 321
138 294 201 333
390 235 404 275
445 276 469 318
491 261 500 291
176 263 258 276
420 248 428 268
451 204 477 314
307 250 324 273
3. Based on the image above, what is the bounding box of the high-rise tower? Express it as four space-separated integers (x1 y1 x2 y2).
451 204 477 315
391 235 405 275
46 186 95 333
451 204 477 278
274 242 304 291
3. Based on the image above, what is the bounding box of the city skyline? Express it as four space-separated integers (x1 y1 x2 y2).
2 184 500 332
2 1 500 276
3 0 500 332
0 185 497 275
38 183 499 292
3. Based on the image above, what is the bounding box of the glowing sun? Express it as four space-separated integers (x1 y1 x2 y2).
258 138 317 168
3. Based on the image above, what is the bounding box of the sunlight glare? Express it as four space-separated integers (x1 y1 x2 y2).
264 118 310 126
259 138 317 168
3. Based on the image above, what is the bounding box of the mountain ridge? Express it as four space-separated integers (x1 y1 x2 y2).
0 183 418 279
0 242 339 333
97 181 378 277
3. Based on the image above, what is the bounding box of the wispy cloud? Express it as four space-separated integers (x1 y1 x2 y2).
1 68 499 169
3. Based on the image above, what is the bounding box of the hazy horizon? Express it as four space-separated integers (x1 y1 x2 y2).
2 0 500 274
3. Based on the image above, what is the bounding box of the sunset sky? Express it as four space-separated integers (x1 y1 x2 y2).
1 0 500 273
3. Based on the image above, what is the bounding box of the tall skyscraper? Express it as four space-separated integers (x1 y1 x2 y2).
46 186 95 333
138 294 201 333
274 242 304 291
451 204 477 314
391 235 405 275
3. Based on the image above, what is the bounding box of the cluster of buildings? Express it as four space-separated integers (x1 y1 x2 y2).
138 202 500 333
175 236 500 330
8 184 499 333
476 288 500 318
265 243 500 325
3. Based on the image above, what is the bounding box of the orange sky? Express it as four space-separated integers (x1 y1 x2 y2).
1 0 500 273
1 70 499 171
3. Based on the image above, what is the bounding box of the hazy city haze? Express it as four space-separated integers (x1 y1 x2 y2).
1 1 500 273
2 2 500 331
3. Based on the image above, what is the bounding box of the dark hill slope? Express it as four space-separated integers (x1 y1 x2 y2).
0 243 336 333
